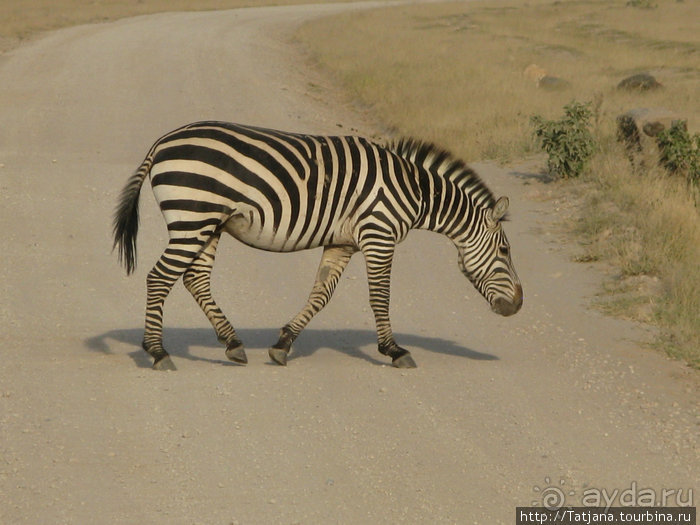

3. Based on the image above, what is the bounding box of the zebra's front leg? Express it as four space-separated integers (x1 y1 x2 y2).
182 234 247 364
269 245 356 365
361 241 417 369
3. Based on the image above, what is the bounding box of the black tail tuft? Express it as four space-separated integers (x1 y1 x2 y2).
113 158 151 274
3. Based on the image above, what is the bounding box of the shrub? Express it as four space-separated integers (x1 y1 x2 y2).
656 121 699 188
531 101 597 179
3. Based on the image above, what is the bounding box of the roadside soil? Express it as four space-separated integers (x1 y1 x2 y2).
1 3 697 524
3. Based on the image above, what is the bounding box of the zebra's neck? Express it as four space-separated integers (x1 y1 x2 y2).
391 139 496 240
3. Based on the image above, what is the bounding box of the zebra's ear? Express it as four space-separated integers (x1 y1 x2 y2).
491 196 509 222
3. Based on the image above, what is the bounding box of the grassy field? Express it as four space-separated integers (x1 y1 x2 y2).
297 0 699 367
298 0 698 159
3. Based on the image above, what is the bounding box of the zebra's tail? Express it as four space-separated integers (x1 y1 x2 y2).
113 151 154 275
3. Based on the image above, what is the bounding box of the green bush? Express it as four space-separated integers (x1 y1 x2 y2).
656 121 699 188
531 101 597 179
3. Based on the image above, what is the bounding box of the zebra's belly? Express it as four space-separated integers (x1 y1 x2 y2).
222 210 355 253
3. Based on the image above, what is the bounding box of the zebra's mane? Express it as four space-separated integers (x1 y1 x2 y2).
389 138 496 208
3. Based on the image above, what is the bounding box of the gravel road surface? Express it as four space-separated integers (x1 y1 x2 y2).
1 3 697 523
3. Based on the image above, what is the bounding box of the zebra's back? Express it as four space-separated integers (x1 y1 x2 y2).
149 121 420 252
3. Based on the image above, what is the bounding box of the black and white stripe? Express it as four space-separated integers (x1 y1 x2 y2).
113 121 522 370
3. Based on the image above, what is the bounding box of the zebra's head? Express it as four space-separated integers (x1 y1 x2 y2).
456 196 523 317
394 137 522 316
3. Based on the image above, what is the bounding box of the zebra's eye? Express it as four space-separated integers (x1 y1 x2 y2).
499 245 510 257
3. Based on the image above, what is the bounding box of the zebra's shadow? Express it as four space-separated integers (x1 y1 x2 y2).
84 327 498 369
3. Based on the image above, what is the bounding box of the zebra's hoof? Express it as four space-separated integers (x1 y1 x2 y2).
153 355 177 371
269 347 288 366
225 343 247 364
392 353 417 369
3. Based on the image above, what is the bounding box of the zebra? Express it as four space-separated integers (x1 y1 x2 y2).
113 121 523 370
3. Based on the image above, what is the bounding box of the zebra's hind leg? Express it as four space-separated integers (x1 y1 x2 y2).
269 245 356 365
182 233 246 364
143 232 216 370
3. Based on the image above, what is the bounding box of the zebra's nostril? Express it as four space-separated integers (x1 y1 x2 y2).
492 286 523 317
514 284 523 307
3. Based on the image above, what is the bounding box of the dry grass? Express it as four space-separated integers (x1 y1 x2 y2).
298 0 700 367
297 0 698 160
573 144 700 367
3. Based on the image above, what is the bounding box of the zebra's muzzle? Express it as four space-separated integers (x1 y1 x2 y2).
491 284 523 316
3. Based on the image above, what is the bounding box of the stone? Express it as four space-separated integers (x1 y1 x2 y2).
537 75 571 91
523 64 570 90
617 73 662 91
523 63 547 83
616 107 687 170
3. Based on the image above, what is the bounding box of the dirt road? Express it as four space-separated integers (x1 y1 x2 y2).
1 3 697 524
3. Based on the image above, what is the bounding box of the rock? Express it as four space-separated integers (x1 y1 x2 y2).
523 63 547 83
616 108 687 170
537 75 570 91
617 73 662 91
523 64 570 90
618 107 685 138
